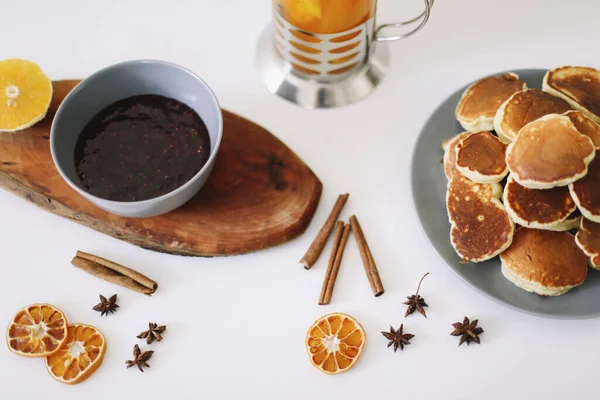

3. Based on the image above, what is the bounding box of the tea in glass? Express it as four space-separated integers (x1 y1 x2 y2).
274 0 376 34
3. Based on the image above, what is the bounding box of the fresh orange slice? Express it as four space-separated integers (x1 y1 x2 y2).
0 58 53 132
6 304 68 357
45 324 106 385
305 313 366 375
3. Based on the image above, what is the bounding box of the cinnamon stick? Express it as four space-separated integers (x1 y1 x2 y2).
72 251 158 295
319 223 351 305
349 215 384 297
318 221 345 305
300 193 349 269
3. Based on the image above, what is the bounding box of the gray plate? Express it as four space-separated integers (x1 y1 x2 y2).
411 68 600 319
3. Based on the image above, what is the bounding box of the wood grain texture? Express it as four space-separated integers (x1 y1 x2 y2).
0 80 322 256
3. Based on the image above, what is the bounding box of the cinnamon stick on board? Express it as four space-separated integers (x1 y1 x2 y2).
318 221 345 305
300 193 349 269
319 223 352 305
349 215 384 297
72 251 158 295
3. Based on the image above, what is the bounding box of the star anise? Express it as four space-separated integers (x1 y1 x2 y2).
450 317 484 346
92 294 119 316
137 322 167 344
381 324 414 352
403 272 430 318
126 344 154 372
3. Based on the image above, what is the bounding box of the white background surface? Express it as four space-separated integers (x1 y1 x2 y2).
1 0 599 398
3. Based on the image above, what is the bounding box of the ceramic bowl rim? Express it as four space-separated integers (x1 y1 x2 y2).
50 59 223 207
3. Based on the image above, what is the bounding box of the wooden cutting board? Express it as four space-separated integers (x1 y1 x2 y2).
0 80 322 256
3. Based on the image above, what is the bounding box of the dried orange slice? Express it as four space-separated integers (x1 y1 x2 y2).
45 324 106 385
6 304 68 357
305 313 366 375
0 58 53 132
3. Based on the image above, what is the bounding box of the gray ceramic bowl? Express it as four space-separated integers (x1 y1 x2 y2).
50 60 223 218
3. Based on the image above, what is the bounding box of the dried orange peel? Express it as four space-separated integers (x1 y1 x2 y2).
0 58 53 132
45 323 106 385
305 313 366 374
6 304 68 357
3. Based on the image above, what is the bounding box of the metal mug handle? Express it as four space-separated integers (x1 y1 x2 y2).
375 0 434 42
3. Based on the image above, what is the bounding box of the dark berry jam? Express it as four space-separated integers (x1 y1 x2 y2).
74 95 211 202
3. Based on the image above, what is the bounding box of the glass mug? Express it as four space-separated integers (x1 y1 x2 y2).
272 0 433 78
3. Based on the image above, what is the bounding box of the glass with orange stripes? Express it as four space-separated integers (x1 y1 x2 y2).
272 0 433 79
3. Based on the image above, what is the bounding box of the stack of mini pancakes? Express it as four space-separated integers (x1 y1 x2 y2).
443 66 600 296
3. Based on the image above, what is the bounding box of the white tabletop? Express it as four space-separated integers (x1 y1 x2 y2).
2 0 599 398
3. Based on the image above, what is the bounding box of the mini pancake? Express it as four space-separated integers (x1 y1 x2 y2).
543 66 600 124
493 88 571 142
500 228 588 296
555 209 582 232
575 218 600 269
564 110 600 148
505 114 596 189
446 173 514 263
503 175 577 230
569 155 600 222
455 73 526 132
442 131 473 180
455 131 508 184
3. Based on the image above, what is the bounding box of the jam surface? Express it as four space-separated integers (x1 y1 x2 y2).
74 95 211 202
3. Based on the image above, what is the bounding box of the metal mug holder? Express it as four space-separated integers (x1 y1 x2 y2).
256 0 434 109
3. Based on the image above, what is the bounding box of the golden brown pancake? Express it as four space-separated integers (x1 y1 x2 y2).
455 131 507 184
564 110 600 148
560 209 582 232
505 114 596 189
503 175 576 230
446 173 514 263
442 131 473 180
569 155 600 222
575 218 600 269
493 88 571 142
455 73 526 132
543 66 600 124
500 228 587 296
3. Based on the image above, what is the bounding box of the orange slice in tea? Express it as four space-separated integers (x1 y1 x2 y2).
280 0 322 24
305 313 366 375
6 304 68 357
45 324 106 385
